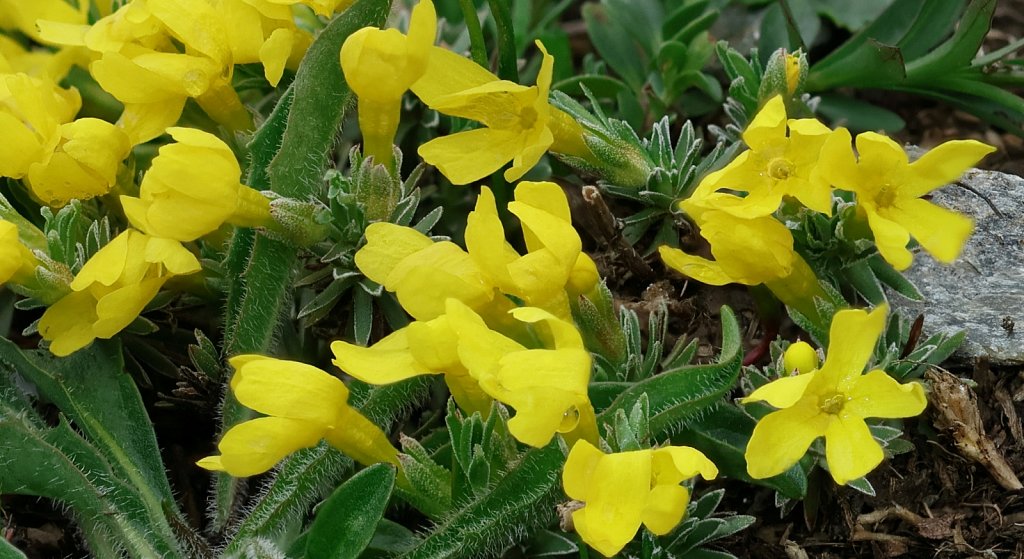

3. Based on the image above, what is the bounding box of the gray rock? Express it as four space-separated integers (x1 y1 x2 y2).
891 167 1024 365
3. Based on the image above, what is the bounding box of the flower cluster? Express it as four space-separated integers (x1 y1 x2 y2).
340 0 594 184
661 96 994 319
37 0 326 143
333 181 601 447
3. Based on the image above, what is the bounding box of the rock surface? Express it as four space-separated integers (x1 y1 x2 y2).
891 166 1024 365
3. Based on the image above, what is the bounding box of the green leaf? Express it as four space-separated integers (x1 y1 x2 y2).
0 340 183 540
224 444 352 554
815 93 906 133
304 464 396 559
521 530 578 556
908 0 995 74
399 443 564 559
0 407 182 558
582 3 648 90
599 306 743 438
811 0 893 31
0 538 28 559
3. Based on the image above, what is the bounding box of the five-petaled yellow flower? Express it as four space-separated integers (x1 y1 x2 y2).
563 439 718 557
743 304 926 485
198 355 399 477
819 129 995 270
38 229 201 356
690 95 835 218
413 41 563 184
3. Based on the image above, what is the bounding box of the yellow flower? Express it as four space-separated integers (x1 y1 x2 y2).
354 222 498 321
690 95 835 217
121 127 272 241
0 0 87 44
340 0 435 166
445 299 597 447
197 355 399 477
331 312 493 416
213 0 311 86
743 304 926 485
38 229 201 356
0 220 39 286
40 0 252 144
466 181 599 319
819 129 995 270
27 118 131 206
563 440 718 557
412 40 561 185
0 72 81 180
659 203 827 321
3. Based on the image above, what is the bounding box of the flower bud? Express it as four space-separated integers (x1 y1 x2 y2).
783 340 818 375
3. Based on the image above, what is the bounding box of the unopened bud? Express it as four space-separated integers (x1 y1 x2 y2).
783 340 818 375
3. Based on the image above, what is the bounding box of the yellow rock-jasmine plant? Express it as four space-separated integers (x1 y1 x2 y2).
819 129 995 270
197 355 399 477
562 439 718 557
743 304 927 485
38 229 202 356
121 127 273 242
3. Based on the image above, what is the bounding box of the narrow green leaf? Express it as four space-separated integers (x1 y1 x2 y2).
399 443 564 559
0 538 28 559
304 464 396 559
486 0 519 82
0 340 184 543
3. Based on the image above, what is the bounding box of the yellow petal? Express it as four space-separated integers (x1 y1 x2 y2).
652 445 719 483
701 212 794 284
823 411 883 485
742 370 816 408
39 290 99 357
418 127 524 185
864 207 912 271
405 315 460 370
465 186 519 292
324 406 399 466
355 222 434 285
71 230 132 289
817 127 857 192
259 29 296 86
818 304 887 391
143 237 201 274
562 439 605 501
504 126 552 182
331 329 433 384
210 416 325 477
846 370 926 419
745 398 829 479
146 0 230 65
903 139 995 198
119 98 187 145
232 358 349 424
92 278 163 338
884 198 973 264
659 246 734 286
783 340 819 375
572 450 651 558
509 306 583 349
411 45 498 107
742 95 786 152
854 131 907 176
389 242 494 320
0 111 44 178
641 484 689 535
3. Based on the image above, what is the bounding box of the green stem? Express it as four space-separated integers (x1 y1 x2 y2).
458 0 489 69
486 0 519 81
